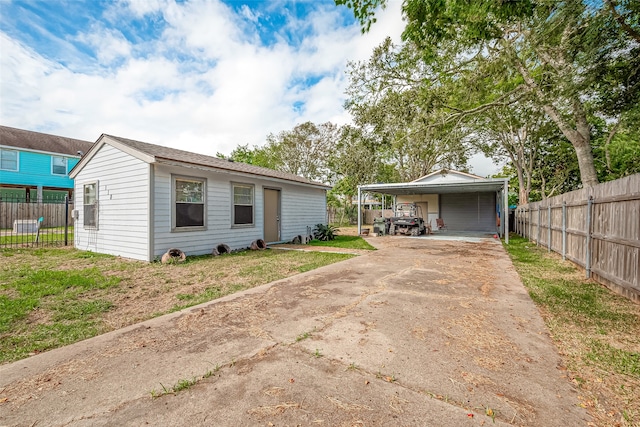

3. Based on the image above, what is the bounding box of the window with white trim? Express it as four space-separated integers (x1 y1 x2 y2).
232 183 254 226
173 176 206 229
83 182 98 228
52 156 67 175
0 149 18 171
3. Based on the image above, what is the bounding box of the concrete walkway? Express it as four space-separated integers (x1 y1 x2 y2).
0 237 590 426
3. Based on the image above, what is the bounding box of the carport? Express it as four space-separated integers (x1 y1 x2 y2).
357 174 509 243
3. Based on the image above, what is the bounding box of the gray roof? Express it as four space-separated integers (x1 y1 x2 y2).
102 134 330 189
0 125 93 156
359 179 507 195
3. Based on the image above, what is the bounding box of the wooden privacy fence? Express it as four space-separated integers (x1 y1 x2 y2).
0 197 74 248
514 174 640 303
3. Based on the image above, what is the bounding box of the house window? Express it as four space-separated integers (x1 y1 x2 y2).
0 149 18 171
233 183 254 226
174 177 205 229
83 182 98 228
52 156 67 175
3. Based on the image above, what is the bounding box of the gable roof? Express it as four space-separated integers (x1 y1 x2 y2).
71 134 330 189
0 125 93 157
359 169 506 196
412 169 485 183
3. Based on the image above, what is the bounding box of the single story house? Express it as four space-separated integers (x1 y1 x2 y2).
357 170 509 242
69 134 330 261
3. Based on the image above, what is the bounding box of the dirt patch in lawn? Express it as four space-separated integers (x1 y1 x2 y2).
0 246 353 363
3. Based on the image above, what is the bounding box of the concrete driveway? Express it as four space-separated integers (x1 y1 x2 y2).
0 236 589 426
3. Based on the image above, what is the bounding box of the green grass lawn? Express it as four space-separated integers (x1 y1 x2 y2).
0 227 73 246
308 235 376 250
503 234 640 426
0 247 352 364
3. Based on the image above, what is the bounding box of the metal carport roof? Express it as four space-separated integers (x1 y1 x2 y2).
357 178 509 243
358 179 507 196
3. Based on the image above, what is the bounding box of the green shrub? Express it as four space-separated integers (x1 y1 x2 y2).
313 223 338 241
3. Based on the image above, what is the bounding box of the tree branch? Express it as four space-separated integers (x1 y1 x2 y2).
605 0 640 43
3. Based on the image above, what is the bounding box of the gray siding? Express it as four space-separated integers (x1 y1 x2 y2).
280 184 327 241
153 164 326 259
74 144 150 260
440 192 497 232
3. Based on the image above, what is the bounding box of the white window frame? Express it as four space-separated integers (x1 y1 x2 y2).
232 183 254 227
83 181 98 229
51 156 67 176
172 175 206 231
0 148 18 171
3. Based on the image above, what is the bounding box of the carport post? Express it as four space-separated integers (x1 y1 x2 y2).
357 186 361 235
503 180 509 244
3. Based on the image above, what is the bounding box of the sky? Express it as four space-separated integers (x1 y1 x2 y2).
0 0 498 176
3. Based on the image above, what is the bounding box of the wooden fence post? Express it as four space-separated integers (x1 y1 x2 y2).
586 196 593 279
537 207 541 246
548 204 552 252
562 201 566 261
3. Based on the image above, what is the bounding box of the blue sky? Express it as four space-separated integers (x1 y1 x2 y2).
0 0 496 175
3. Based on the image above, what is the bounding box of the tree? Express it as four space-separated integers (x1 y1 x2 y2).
265 122 338 183
531 139 582 200
471 103 555 204
220 122 339 184
345 38 470 181
217 144 277 169
592 105 640 181
338 0 640 188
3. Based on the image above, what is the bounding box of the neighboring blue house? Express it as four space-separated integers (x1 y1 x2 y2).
0 126 93 202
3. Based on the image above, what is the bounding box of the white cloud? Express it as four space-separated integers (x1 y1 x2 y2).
0 0 406 158
77 26 132 65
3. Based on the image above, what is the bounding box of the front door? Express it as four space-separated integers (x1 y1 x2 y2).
264 188 280 242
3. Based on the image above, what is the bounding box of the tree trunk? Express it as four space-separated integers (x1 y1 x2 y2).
514 59 600 188
516 166 528 204
570 132 599 187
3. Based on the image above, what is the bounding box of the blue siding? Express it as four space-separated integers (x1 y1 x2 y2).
0 149 79 189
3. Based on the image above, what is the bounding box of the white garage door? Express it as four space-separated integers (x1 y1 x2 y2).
440 192 496 232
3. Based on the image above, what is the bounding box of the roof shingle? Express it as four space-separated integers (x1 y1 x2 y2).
0 125 93 156
103 134 330 188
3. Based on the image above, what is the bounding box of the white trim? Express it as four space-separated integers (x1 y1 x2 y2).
412 169 484 182
51 155 68 176
148 164 155 262
171 174 207 232
0 144 84 159
83 181 99 229
0 147 19 171
157 159 330 190
231 182 255 227
69 134 155 179
69 137 331 191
